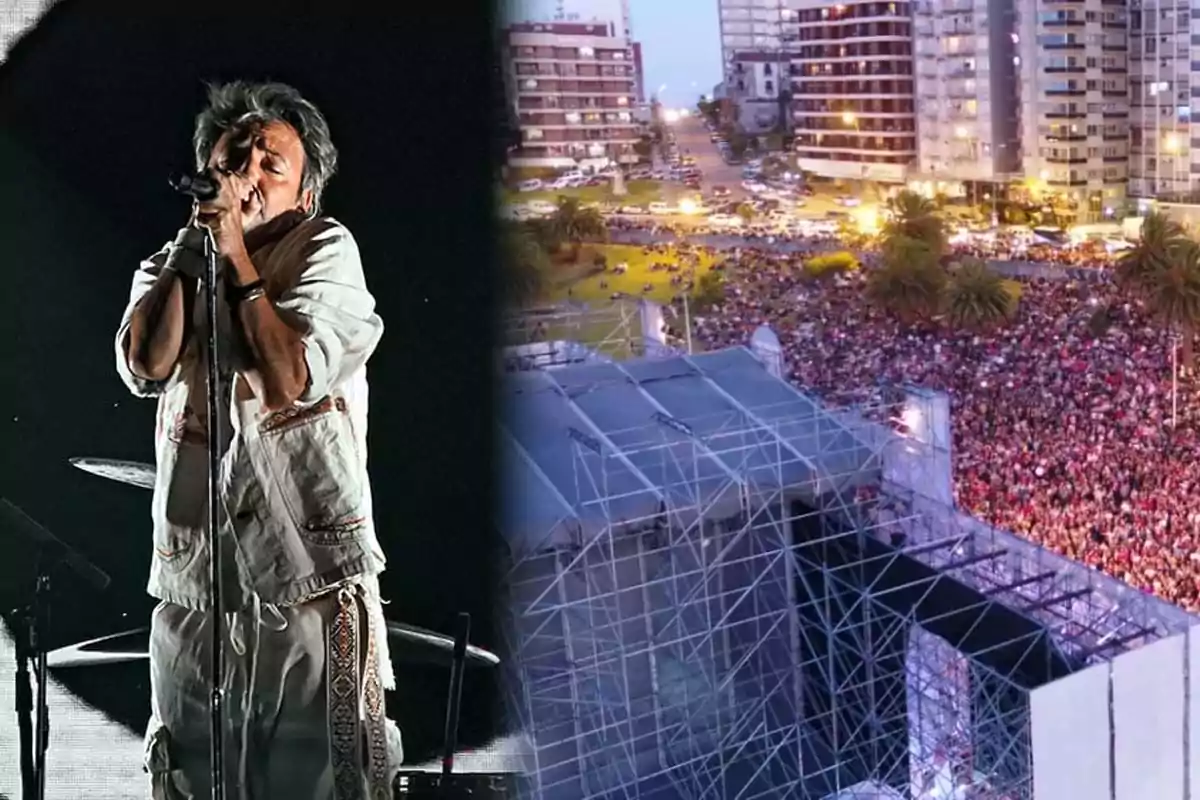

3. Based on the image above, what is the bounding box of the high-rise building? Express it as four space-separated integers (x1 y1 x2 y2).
719 0 789 132
1129 0 1188 201
501 21 642 168
1017 0 1129 217
784 0 918 183
911 0 1021 187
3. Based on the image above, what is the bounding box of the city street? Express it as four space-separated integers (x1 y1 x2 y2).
668 114 748 200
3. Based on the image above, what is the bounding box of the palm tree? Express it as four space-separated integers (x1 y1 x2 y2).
882 190 947 256
499 221 551 307
865 235 947 324
1141 240 1200 367
1116 210 1187 295
944 258 1019 330
548 196 606 260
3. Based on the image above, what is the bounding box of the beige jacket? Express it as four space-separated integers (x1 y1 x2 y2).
115 216 386 612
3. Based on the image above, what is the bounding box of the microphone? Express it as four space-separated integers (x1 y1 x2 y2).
169 171 220 202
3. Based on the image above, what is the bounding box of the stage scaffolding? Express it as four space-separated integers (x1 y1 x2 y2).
501 301 647 367
499 347 1200 800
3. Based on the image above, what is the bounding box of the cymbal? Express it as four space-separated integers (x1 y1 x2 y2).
47 628 148 669
70 457 155 490
387 621 500 669
47 621 500 670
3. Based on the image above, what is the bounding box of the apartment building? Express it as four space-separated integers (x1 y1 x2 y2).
911 0 1020 187
1128 0 1191 200
785 0 918 183
719 0 789 132
502 21 643 168
719 0 786 67
1017 0 1129 217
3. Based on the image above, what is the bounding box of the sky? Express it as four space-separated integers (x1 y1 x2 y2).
503 0 722 109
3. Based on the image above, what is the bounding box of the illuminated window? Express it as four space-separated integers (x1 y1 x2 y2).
523 79 538 90
617 96 629 105
579 46 594 57
526 128 544 140
565 112 582 124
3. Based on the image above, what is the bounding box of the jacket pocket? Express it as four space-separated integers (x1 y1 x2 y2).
257 396 367 546
151 441 204 573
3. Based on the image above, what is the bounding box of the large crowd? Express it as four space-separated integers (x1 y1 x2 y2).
680 242 1200 612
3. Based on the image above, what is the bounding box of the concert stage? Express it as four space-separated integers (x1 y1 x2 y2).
500 344 1200 800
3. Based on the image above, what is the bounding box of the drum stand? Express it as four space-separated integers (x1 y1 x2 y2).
396 612 512 799
10 564 51 800
0 499 110 800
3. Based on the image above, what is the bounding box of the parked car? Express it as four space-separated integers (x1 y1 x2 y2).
711 185 731 198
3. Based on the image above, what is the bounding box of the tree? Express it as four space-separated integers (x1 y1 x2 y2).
727 130 750 158
944 258 1019 330
692 270 726 310
1141 239 1200 367
633 135 654 160
865 235 947 324
736 203 756 224
1116 210 1187 296
881 190 947 257
549 196 606 260
499 221 551 307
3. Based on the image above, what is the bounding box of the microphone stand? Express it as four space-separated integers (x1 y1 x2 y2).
202 232 227 800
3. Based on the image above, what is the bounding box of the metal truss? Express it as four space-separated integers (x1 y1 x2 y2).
501 300 653 369
500 373 1199 800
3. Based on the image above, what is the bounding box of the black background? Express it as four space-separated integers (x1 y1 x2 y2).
0 0 503 769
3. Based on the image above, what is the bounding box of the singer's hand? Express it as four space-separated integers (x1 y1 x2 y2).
194 171 253 261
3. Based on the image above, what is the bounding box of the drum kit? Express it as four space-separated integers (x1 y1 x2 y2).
0 457 520 799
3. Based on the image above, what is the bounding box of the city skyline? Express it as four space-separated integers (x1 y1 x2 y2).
503 0 721 108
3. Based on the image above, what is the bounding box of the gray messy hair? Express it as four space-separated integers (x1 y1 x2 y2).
192 81 339 214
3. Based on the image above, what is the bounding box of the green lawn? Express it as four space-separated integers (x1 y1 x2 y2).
504 180 666 208
547 243 720 305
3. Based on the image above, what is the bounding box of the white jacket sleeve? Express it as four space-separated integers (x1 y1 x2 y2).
114 244 184 398
273 220 384 405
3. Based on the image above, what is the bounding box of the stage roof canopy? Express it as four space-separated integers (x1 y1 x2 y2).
500 347 881 555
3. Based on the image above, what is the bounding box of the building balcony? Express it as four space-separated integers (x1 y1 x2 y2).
1046 111 1087 118
1046 133 1088 142
1045 156 1088 164
1047 178 1088 186
1043 19 1085 26
1044 66 1086 73
1103 155 1127 162
1046 89 1086 96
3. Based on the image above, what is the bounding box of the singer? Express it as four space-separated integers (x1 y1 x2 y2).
115 81 401 799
